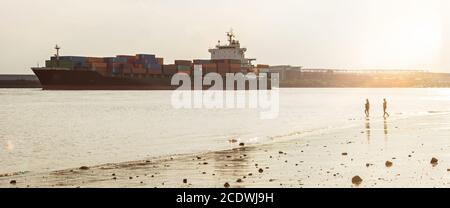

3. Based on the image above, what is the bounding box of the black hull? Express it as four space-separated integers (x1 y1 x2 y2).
32 68 272 90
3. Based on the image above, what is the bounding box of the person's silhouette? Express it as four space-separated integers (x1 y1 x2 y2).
364 99 370 117
383 98 390 118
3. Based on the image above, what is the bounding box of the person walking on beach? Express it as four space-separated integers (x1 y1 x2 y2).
365 99 370 117
383 98 390 118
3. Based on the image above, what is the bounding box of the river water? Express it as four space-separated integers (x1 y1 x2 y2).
1 88 450 173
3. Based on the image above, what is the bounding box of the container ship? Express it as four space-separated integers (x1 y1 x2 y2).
32 31 271 90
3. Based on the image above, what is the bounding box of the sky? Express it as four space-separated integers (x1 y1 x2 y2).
0 0 449 74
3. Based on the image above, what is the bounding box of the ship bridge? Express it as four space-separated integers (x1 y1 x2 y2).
208 30 255 68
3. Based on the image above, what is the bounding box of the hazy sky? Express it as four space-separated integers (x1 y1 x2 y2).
1 0 449 74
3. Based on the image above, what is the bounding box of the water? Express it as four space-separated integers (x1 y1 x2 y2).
1 88 450 174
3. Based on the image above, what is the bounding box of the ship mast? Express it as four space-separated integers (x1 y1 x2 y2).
54 44 61 67
226 29 234 45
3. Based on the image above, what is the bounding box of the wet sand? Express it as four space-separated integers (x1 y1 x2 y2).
1 113 450 188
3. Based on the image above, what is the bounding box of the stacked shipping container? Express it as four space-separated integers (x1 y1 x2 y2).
45 55 268 77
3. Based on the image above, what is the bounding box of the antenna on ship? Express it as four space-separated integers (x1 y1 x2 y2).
227 28 234 45
55 44 60 60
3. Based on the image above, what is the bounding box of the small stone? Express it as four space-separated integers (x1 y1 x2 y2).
10 180 17 185
113 177 117 180
239 143 245 147
79 166 89 170
342 152 348 156
236 178 243 183
112 173 116 176
129 176 133 179
258 168 264 173
352 176 363 185
183 179 187 183
224 182 230 188
385 161 393 168
431 157 438 166
279 151 284 154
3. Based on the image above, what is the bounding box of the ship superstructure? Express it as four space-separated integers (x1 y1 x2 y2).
208 30 256 69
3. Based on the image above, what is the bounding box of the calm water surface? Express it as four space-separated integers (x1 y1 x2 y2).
1 88 450 173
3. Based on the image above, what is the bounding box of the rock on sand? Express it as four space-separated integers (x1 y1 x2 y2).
352 176 363 186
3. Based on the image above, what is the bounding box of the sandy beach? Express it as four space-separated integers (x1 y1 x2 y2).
1 112 449 188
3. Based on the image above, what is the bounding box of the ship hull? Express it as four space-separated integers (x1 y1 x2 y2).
32 68 271 90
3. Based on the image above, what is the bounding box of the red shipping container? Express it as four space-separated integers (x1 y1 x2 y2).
177 71 191 76
86 57 104 63
175 60 192 66
148 68 162 75
202 63 217 74
229 64 241 73
156 58 164 65
217 63 230 74
133 67 147 74
163 64 177 75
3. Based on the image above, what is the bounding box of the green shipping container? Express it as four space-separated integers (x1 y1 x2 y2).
177 65 191 71
45 60 74 69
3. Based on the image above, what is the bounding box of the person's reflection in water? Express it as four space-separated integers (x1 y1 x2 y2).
365 118 371 142
384 117 389 140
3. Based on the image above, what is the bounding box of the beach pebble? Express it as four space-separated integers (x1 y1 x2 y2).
352 176 363 186
385 161 393 168
342 152 348 156
224 182 230 188
129 176 133 179
229 139 238 143
112 173 115 176
239 143 245 147
447 169 450 172
183 179 187 184
79 166 89 170
113 177 117 180
258 168 264 173
10 180 17 185
236 178 243 183
431 158 438 166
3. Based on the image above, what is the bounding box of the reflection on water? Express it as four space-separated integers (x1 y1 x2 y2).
384 118 389 140
3 88 450 173
212 146 254 187
365 118 371 142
